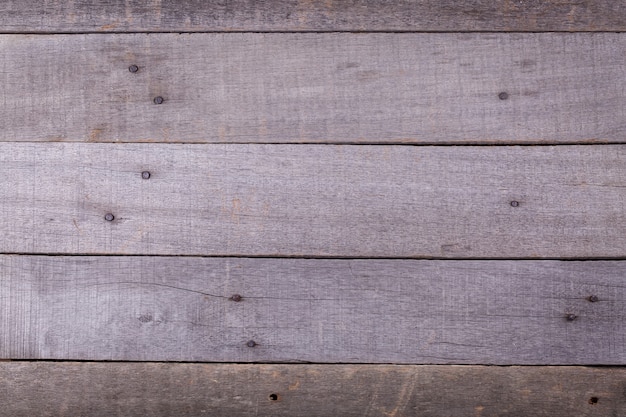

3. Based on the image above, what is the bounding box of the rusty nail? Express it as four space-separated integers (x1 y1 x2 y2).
246 340 257 348
128 65 139 73
499 92 509 100
153 96 164 105
230 294 242 302
588 295 599 303
104 213 114 222
566 313 577 321
510 201 519 207
141 171 151 179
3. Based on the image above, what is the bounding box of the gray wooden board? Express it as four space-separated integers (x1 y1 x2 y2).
1 256 624 364
1 363 624 417
3 143 626 258
1 33 625 144
0 1 624 32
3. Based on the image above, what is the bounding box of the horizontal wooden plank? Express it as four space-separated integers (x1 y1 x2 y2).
1 363 624 416
2 143 626 258
1 1 624 32
1 256 624 363
1 33 624 144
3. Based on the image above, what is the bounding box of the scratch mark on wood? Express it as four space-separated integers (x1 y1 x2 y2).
72 219 82 234
100 22 120 30
383 372 417 417
86 281 225 300
288 379 301 391
231 198 241 224
89 129 103 142
117 227 150 253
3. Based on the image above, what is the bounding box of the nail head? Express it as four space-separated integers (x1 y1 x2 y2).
588 295 599 303
230 294 242 302
104 213 114 222
510 200 520 207
141 171 151 179
153 96 164 105
246 340 256 348
128 65 139 73
499 92 509 100
566 313 577 321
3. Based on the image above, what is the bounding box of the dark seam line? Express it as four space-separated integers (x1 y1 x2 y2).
0 253 625 261
1 359 623 366
4 141 626 146
0 30 622 35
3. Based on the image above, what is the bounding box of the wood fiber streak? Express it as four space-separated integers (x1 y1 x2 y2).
0 256 624 363
2 143 626 258
0 363 625 417
0 34 624 143
0 0 623 32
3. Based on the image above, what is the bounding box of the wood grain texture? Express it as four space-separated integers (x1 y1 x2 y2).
0 1 624 32
1 363 624 417
2 143 626 258
1 33 624 144
1 256 624 364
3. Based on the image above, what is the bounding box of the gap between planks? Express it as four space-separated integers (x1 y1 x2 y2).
5 140 626 146
4 253 626 261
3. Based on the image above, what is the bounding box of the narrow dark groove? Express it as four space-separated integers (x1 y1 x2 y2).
1 359 624 367
0 30 620 35
4 140 626 147
0 252 624 261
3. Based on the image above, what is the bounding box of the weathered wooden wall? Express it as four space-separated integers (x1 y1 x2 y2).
0 1 624 416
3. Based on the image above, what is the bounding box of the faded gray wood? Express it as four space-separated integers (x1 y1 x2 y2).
2 143 626 258
1 33 625 144
1 363 624 417
1 256 624 363
0 1 624 32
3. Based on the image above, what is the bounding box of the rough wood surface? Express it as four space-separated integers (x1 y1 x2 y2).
0 1 624 32
1 256 624 364
1 363 624 416
2 143 626 258
1 33 624 144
